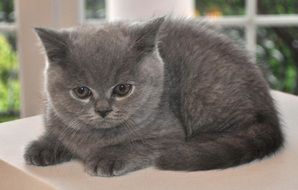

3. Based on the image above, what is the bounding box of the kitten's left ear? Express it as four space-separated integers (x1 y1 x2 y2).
35 27 69 63
130 17 165 56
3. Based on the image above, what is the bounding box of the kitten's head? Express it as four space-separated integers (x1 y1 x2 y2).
37 18 165 130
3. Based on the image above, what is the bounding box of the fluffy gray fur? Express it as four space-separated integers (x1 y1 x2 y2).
24 17 283 177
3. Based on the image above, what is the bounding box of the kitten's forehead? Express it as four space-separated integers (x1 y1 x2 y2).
70 25 129 57
66 25 134 89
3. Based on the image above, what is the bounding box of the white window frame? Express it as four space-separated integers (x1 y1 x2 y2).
0 22 16 33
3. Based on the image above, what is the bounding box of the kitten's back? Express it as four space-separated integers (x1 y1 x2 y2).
158 18 281 138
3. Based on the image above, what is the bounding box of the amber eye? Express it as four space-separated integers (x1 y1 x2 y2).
72 86 92 99
113 84 132 97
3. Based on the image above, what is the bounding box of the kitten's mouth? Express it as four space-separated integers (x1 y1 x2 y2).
89 117 121 129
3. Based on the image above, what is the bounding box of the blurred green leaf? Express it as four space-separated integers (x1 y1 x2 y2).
0 34 19 115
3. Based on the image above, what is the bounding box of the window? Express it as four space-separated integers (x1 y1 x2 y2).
0 1 19 122
85 0 106 20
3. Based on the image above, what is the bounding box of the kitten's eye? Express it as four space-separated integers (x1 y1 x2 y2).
72 86 92 99
113 84 132 97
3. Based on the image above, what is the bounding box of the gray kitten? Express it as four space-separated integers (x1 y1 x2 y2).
24 17 283 177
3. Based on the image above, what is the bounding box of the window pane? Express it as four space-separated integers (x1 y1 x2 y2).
0 32 19 123
0 0 14 22
195 0 245 16
85 0 106 19
219 27 245 47
257 27 298 95
257 0 298 15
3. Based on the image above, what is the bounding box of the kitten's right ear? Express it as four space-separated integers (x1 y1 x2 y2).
35 27 69 63
130 17 165 58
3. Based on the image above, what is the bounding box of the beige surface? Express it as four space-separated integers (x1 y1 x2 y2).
0 160 55 190
0 91 298 190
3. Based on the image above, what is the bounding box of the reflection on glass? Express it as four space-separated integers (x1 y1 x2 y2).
0 0 14 22
219 27 245 47
257 0 298 15
85 0 106 19
195 0 245 16
257 27 298 94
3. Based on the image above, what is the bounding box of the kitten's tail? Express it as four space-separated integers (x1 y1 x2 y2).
156 116 283 171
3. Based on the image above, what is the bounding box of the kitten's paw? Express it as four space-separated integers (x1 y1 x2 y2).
85 157 129 177
24 140 72 166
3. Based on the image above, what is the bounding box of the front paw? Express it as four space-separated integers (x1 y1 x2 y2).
24 140 72 166
85 156 129 177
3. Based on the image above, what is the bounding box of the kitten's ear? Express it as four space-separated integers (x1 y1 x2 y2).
130 17 165 57
35 27 69 63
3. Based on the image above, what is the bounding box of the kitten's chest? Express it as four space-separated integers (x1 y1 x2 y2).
59 126 139 158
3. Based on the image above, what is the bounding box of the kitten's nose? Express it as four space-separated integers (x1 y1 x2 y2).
96 109 113 118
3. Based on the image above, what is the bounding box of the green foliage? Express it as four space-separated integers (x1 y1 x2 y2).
257 28 298 94
0 34 20 114
0 114 18 123
195 0 245 16
257 0 298 14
